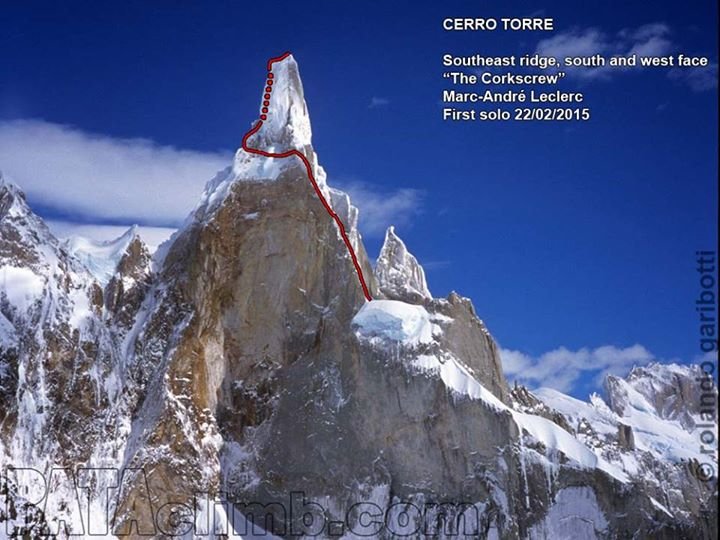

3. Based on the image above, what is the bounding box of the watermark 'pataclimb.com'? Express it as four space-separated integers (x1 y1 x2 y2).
2 466 483 538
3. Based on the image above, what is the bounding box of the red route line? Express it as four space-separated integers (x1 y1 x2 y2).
241 52 373 302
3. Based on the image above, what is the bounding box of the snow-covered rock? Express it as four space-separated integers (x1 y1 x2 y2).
0 265 44 311
537 375 715 466
250 54 312 151
64 224 142 285
531 363 718 533
193 54 332 228
605 362 717 430
375 225 431 302
353 299 438 345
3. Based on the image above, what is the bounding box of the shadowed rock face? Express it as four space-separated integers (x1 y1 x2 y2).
1 59 717 539
617 423 635 450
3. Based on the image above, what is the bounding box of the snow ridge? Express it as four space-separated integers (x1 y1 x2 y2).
64 225 141 285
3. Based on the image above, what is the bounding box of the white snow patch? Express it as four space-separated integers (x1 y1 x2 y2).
0 266 45 311
650 496 674 517
536 388 618 438
67 281 92 328
353 299 439 346
413 353 506 410
0 312 17 348
48 220 175 253
194 159 282 221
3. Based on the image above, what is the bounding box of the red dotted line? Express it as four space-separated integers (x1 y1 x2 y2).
241 52 373 302
260 71 273 120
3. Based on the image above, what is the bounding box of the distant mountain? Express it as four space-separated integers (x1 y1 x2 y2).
0 55 716 539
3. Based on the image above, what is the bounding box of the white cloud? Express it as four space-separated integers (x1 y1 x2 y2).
47 220 176 253
0 119 425 241
620 22 673 44
537 27 610 59
535 23 673 81
668 62 718 92
335 180 423 237
501 344 659 393
368 97 390 108
535 23 715 92
0 119 230 226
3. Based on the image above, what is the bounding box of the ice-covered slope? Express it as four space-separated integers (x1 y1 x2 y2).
532 363 717 527
536 382 710 471
0 175 90 329
64 225 141 285
605 362 716 430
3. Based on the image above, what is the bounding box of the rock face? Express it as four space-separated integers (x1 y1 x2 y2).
1 58 717 539
375 225 431 303
617 423 635 451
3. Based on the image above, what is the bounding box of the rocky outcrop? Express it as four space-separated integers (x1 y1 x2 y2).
104 231 153 327
510 383 574 433
375 226 431 303
617 423 635 450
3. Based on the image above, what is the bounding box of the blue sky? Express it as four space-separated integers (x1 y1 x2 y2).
1 0 717 397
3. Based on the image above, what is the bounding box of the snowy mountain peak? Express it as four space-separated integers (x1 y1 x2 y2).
64 225 145 285
244 53 312 153
1 175 60 274
262 54 311 149
604 362 717 430
375 226 431 303
0 176 28 218
201 54 327 220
